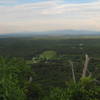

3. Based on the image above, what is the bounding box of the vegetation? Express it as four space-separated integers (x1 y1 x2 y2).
32 50 58 63
43 77 100 100
0 37 100 100
39 50 57 60
0 57 40 100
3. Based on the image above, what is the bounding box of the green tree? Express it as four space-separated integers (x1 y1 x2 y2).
0 57 35 100
0 78 25 100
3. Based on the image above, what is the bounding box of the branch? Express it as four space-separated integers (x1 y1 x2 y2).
82 54 90 78
87 69 92 77
29 76 33 82
94 79 100 84
69 60 76 83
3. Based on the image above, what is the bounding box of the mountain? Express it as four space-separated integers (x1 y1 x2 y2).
0 30 100 38
44 30 100 36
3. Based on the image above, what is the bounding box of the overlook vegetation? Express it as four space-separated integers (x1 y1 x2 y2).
0 37 100 100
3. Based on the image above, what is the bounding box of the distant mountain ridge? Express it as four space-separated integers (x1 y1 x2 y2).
0 30 100 38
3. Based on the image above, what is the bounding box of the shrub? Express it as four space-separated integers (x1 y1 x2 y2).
0 57 35 100
42 77 100 100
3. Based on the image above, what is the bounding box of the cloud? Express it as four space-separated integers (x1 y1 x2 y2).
0 0 17 4
0 0 100 33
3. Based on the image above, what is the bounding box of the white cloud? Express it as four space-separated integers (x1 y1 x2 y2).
0 0 100 33
0 0 17 4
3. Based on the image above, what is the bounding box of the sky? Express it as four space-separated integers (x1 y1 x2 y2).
0 0 100 34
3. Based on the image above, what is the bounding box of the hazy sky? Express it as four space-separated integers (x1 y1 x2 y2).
0 0 100 34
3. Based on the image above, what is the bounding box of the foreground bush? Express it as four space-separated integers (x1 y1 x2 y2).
0 57 38 100
43 77 100 100
0 78 25 100
0 57 100 100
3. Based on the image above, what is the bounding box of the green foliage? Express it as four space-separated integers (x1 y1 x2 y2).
42 77 100 100
0 38 100 100
24 82 43 100
0 57 34 87
42 88 68 100
80 77 95 89
39 51 57 61
0 57 35 100
0 78 25 100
